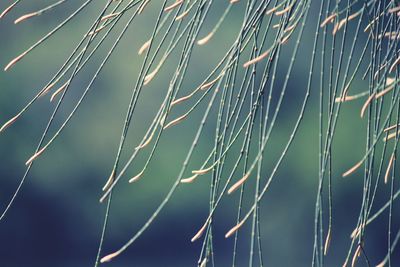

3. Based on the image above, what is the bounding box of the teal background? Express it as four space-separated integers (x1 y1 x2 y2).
0 1 398 266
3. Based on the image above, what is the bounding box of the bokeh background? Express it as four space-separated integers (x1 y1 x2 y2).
0 1 399 266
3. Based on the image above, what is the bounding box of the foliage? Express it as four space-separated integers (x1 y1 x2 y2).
1 0 400 266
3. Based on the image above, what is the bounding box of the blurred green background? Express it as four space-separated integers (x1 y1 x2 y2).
0 1 399 266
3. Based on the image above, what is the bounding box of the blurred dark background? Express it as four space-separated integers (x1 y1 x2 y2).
0 1 399 266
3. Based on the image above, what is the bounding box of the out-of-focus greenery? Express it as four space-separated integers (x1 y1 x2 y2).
0 1 398 267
